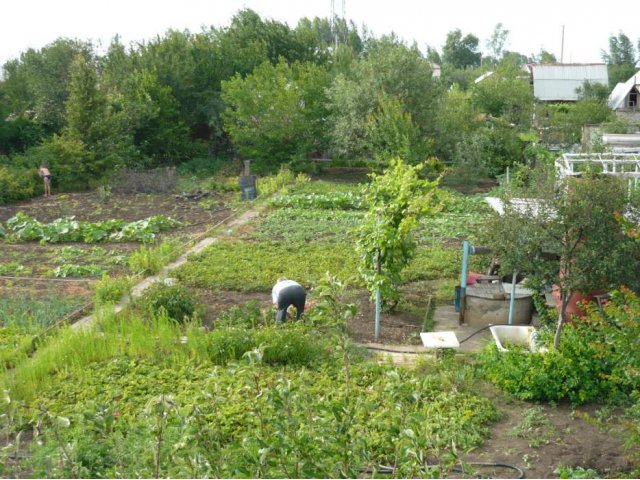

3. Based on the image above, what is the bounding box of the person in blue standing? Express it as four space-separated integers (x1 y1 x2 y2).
272 277 306 323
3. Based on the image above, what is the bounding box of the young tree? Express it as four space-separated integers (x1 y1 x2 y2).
485 171 640 349
471 63 534 128
355 159 440 310
485 23 510 65
365 93 424 165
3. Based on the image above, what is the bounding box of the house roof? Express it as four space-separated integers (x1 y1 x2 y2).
608 70 640 109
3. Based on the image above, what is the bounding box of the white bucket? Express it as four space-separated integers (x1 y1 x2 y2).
489 325 537 352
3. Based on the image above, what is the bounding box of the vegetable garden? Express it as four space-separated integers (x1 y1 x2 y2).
0 166 638 478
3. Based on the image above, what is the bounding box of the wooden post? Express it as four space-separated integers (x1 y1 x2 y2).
374 248 381 339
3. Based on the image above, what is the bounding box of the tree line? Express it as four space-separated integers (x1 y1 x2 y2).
0 10 636 202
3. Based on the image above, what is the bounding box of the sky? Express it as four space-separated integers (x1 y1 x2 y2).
1 0 638 67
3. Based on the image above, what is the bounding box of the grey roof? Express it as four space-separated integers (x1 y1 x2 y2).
530 64 609 101
608 71 640 109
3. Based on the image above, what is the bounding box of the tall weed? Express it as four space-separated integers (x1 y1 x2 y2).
128 239 180 275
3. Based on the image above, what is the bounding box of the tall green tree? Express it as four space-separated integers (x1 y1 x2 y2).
1 38 94 134
485 23 510 65
327 36 441 161
602 32 638 87
471 63 534 127
442 29 482 69
221 59 331 167
123 69 191 165
365 93 423 165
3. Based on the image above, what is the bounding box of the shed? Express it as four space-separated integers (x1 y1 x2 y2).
528 63 609 102
608 71 640 111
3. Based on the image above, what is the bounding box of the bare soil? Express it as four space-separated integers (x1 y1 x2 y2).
0 190 232 226
193 285 429 344
0 190 235 284
462 390 636 478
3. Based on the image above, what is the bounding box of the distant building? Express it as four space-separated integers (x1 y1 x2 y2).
430 62 441 79
526 63 609 102
608 71 640 121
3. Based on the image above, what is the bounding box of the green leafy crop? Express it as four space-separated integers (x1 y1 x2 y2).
6 212 179 243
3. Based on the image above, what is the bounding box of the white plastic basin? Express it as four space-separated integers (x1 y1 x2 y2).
489 325 536 352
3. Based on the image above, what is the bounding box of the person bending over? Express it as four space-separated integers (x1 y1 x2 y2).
272 277 306 322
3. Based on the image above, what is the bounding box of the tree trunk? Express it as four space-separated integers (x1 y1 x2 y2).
554 292 570 349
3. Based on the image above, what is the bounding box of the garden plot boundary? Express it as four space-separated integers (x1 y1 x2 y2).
71 206 264 330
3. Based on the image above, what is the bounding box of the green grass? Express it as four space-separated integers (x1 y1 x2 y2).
402 247 461 283
289 179 364 195
0 294 82 331
245 208 364 243
176 239 359 291
0 294 84 369
0 307 499 479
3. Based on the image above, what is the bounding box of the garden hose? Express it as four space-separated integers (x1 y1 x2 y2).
364 323 515 354
360 461 525 478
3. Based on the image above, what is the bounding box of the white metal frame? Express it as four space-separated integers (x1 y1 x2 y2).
555 153 640 187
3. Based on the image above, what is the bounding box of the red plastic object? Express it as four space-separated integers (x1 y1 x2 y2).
466 272 484 286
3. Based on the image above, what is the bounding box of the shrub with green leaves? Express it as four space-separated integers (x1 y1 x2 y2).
138 282 197 322
480 288 640 404
0 165 38 204
128 239 180 275
94 275 131 306
269 191 364 210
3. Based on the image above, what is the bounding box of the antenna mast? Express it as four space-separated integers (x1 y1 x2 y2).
330 0 346 52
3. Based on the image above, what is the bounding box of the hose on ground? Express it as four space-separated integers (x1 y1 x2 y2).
360 461 525 478
364 323 515 354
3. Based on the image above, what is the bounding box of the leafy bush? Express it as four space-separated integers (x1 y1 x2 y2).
202 325 328 367
94 275 132 306
128 239 180 275
256 166 309 197
6 212 179 243
0 165 38 204
215 301 267 328
269 191 364 210
176 156 227 177
138 282 196 322
480 288 640 404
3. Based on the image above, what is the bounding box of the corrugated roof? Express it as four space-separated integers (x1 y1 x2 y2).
607 71 640 109
530 64 609 101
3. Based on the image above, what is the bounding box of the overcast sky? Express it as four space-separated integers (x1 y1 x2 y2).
1 0 638 67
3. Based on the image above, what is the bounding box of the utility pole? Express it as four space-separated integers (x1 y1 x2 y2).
560 25 565 63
